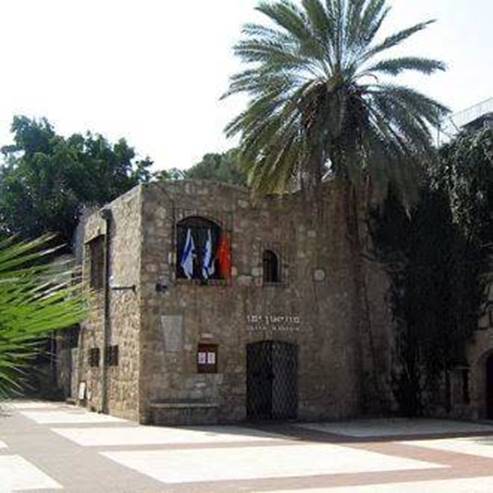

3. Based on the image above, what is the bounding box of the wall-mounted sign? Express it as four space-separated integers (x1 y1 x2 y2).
246 315 301 332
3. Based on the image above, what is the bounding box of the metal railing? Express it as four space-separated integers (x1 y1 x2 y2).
438 97 493 145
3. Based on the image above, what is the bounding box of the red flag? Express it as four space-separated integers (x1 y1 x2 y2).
217 233 232 279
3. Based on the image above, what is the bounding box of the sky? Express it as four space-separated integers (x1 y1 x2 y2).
0 0 491 171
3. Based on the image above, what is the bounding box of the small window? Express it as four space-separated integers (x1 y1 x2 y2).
88 237 105 290
106 345 119 366
197 344 218 374
69 326 80 348
462 369 470 404
88 348 100 367
263 250 280 284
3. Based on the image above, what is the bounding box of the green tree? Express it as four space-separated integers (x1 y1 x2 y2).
0 116 153 243
185 149 247 187
224 0 448 201
0 236 86 398
154 150 248 187
371 128 493 415
153 167 186 182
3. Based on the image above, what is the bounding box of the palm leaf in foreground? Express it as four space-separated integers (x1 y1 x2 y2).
0 236 87 399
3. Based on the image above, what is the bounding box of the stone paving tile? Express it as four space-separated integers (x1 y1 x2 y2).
5 402 493 492
270 476 493 492
0 454 62 491
20 409 127 424
52 425 284 447
298 418 493 438
401 436 493 459
101 443 444 484
0 408 167 493
5 400 64 410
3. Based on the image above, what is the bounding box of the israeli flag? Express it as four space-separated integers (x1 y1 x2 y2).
180 228 195 279
202 229 215 279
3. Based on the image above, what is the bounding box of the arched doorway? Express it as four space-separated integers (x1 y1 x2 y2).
246 341 298 420
486 355 493 419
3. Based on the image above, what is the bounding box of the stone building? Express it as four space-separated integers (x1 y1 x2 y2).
449 281 493 420
61 179 394 425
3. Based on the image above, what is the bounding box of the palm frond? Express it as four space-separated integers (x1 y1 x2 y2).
0 237 87 399
365 57 446 76
360 20 436 63
224 0 449 203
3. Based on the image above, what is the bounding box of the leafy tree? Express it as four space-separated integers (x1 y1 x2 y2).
185 149 247 187
0 236 86 399
439 128 493 245
224 0 448 201
0 116 153 243
153 167 186 182
371 128 493 415
154 149 247 187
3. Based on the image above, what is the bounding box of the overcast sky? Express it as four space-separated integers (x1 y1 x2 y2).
0 0 491 171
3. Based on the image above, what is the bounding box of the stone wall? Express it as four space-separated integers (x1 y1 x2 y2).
78 186 143 421
440 281 493 420
137 180 393 423
74 179 394 424
72 178 493 424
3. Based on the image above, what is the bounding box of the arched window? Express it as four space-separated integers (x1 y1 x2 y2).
176 217 223 281
263 250 280 284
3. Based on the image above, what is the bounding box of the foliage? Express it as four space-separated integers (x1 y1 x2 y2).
371 128 493 415
185 149 247 187
153 167 186 182
439 128 493 245
224 0 448 203
154 149 247 187
0 116 153 243
0 236 87 399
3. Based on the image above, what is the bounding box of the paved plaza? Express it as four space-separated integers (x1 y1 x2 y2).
3 402 493 491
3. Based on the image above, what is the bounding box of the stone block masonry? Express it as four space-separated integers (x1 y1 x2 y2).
73 179 394 425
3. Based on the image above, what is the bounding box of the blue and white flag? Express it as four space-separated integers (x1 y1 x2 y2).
180 228 195 279
202 229 215 279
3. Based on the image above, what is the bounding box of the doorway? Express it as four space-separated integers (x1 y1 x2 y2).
486 355 493 419
246 340 298 420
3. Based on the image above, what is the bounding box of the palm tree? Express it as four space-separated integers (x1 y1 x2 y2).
224 0 449 411
224 0 449 203
0 236 86 400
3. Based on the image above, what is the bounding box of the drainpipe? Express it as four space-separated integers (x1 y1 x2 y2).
100 208 112 414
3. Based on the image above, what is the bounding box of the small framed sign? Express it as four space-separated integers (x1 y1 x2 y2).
197 344 218 374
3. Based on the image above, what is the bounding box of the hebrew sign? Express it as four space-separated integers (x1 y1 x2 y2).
246 315 301 333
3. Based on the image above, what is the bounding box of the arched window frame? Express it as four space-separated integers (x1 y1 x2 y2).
175 216 225 283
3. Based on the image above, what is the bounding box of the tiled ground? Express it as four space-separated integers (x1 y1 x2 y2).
3 401 493 492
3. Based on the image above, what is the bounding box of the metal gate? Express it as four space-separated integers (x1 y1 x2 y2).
246 341 298 420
